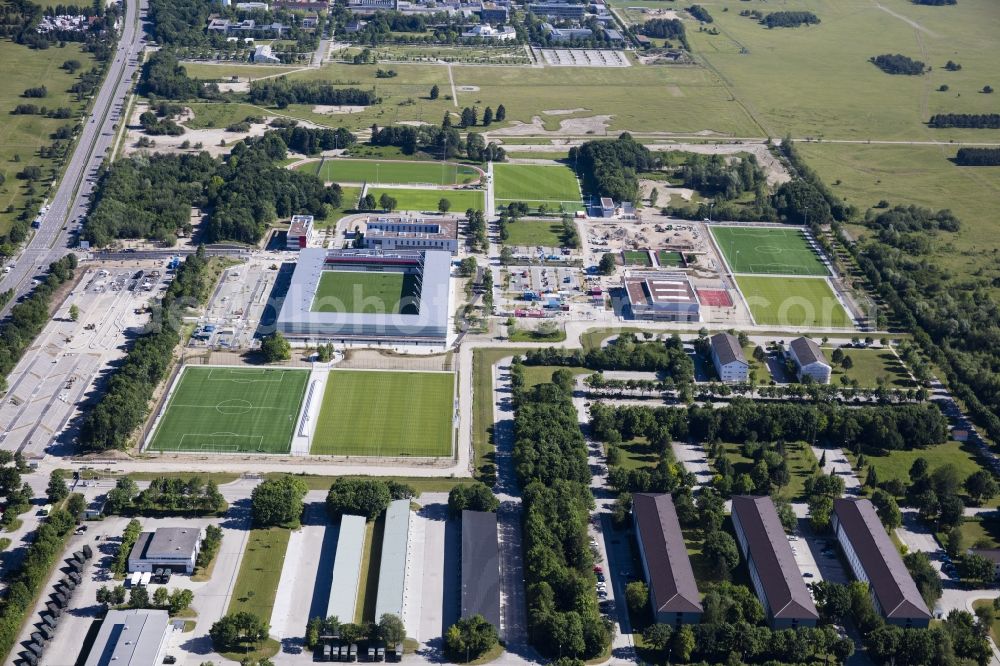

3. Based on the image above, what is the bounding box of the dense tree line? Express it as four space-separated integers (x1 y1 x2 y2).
261 126 356 156
247 77 380 108
570 133 659 203
929 113 1000 128
103 475 225 515
863 204 960 254
513 381 589 486
678 153 767 200
687 5 713 23
524 333 695 383
777 138 856 222
139 110 184 136
762 11 821 28
955 147 1000 166
447 481 498 516
639 18 685 40
148 0 214 46
0 509 76 662
870 53 927 75
325 477 415 520
913 0 956 5
78 249 210 451
139 51 206 100
370 121 466 160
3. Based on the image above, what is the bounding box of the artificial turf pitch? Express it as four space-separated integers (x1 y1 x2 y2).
735 276 853 328
147 367 309 453
365 187 484 212
711 226 828 276
317 159 480 185
493 163 582 208
311 370 454 457
311 271 419 314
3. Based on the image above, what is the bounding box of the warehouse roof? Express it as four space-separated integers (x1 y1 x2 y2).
633 493 702 614
710 332 746 366
144 527 201 559
84 609 171 666
328 515 367 622
374 499 411 621
833 498 931 622
461 510 501 629
732 496 818 622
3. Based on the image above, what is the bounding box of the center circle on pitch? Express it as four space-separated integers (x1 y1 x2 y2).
754 244 783 255
217 399 252 415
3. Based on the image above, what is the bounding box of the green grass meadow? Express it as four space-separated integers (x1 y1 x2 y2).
735 276 853 328
503 221 565 247
711 226 828 276
227 527 290 622
317 158 480 185
311 270 418 314
493 163 582 207
311 370 454 456
147 367 308 453
366 187 483 212
623 250 652 267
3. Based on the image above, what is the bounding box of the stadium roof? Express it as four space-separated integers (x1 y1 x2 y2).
461 510 501 629
789 337 826 367
833 498 932 622
374 499 411 621
276 248 451 342
633 493 702 615
731 496 818 622
710 332 746 366
328 515 367 622
84 609 171 666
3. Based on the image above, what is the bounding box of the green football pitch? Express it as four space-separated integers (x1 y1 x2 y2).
711 226 829 276
365 187 484 212
657 250 684 267
493 164 582 208
311 271 419 314
311 370 454 457
147 367 309 453
316 159 480 185
736 276 853 328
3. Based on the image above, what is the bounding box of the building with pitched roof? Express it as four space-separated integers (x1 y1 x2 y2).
710 332 749 383
328 515 367 622
832 498 932 627
83 609 172 666
731 496 818 629
461 510 501 631
374 499 411 621
787 337 831 384
633 493 702 625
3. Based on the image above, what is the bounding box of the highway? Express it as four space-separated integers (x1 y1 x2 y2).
0 0 147 318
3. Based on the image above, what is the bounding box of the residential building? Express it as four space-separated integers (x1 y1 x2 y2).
287 214 315 250
710 332 749 383
347 0 396 13
787 337 831 384
633 493 702 625
82 609 172 666
624 271 701 322
478 1 509 23
128 527 203 574
731 496 818 629
302 13 320 27
328 515 367 621
374 500 411 620
529 1 585 20
461 510 501 631
363 217 460 254
832 498 932 627
542 22 592 41
462 24 517 40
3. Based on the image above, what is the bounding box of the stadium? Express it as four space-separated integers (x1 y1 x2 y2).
276 248 452 345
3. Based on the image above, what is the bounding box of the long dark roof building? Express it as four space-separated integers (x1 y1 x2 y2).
832 498 932 627
710 332 745 366
632 493 702 624
731 496 818 628
461 510 501 631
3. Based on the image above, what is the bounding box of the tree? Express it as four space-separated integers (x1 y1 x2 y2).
871 489 902 529
260 332 291 362
672 625 695 662
128 586 149 608
153 586 169 608
961 553 995 584
209 612 269 652
703 530 740 579
326 477 412 519
598 253 616 275
378 614 406 646
495 104 506 122
444 614 498 662
430 84 439 100
46 469 69 504
482 107 493 126
625 581 649 620
66 493 86 521
965 470 999 504
69 304 80 321
903 551 943 606
438 198 451 213
842 355 854 369
642 623 673 656
910 457 930 482
250 476 308 527
378 193 397 212
448 482 499 515
169 588 194 614
865 465 879 488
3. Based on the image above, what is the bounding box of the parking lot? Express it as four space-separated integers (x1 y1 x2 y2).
507 265 579 296
193 255 283 350
0 262 168 458
536 48 630 67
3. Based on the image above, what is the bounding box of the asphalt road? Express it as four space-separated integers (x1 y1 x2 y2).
0 0 146 318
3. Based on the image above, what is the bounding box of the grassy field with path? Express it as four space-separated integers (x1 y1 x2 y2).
366 187 483 212
316 158 480 185
504 221 565 247
227 527 290 621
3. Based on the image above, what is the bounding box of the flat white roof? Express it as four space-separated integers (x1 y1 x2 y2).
328 515 367 621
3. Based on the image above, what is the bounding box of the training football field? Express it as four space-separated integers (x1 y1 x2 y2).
493 164 582 209
311 271 419 314
147 367 309 453
365 187 484 212
311 370 454 457
736 276 853 328
711 226 828 276
316 159 480 185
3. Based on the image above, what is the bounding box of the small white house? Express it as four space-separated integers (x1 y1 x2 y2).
710 332 748 383
787 337 831 384
252 44 282 64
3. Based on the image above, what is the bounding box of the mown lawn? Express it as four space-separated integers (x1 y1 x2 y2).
227 527 291 622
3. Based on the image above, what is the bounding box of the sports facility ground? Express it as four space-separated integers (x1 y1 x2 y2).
147 367 309 453
311 370 454 457
315 159 480 185
696 288 733 308
657 250 684 268
623 250 652 267
366 187 484 212
493 164 582 210
311 271 419 314
711 226 828 276
736 276 852 328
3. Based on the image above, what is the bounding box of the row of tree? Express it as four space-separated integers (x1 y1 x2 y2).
870 53 927 75
248 77 380 108
955 147 1000 166
103 475 226 515
523 332 695 381
325 477 415 520
761 11 821 28
571 133 659 204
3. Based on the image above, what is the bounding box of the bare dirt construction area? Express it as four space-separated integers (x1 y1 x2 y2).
489 115 613 136
649 141 791 187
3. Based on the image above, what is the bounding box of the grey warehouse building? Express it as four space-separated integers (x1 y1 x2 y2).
461 510 501 631
633 493 702 625
127 527 202 574
374 499 411 622
276 248 451 345
83 609 172 666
